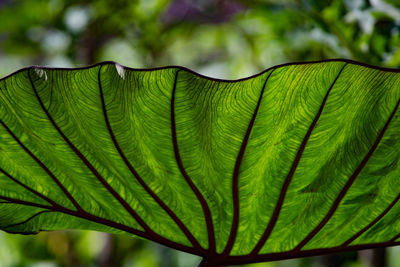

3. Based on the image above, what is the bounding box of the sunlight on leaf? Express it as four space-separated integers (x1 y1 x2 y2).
0 59 399 265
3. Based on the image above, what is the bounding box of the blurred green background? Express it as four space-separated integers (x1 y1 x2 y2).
0 0 400 266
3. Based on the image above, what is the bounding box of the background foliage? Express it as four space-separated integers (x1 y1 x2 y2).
0 0 399 266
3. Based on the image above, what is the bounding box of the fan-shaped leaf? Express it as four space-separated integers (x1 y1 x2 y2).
0 59 399 265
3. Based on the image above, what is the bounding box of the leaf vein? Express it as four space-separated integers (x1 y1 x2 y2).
250 63 348 255
222 70 275 256
27 70 154 234
0 119 83 211
97 66 204 251
171 70 216 254
294 98 400 251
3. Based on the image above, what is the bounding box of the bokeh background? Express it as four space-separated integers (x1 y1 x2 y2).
0 0 400 266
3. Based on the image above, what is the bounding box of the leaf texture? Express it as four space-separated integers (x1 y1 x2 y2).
0 59 399 265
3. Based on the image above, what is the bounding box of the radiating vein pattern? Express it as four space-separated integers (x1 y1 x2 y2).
249 63 347 256
98 66 203 251
0 60 399 264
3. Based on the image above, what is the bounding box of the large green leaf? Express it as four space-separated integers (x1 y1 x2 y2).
0 59 399 266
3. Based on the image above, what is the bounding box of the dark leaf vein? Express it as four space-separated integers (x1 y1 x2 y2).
342 191 400 246
294 98 400 251
0 119 83 211
171 70 216 254
97 66 203 251
0 166 59 207
250 63 348 255
222 70 275 256
2 210 53 229
0 193 204 256
27 70 154 235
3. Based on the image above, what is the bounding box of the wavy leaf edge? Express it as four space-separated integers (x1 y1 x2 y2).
0 58 399 266
1 58 400 83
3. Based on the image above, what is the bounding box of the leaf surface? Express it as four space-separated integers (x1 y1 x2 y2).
0 59 399 265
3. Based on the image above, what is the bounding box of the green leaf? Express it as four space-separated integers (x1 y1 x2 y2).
0 59 399 265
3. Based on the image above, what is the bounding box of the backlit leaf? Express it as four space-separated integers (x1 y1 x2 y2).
0 59 399 265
